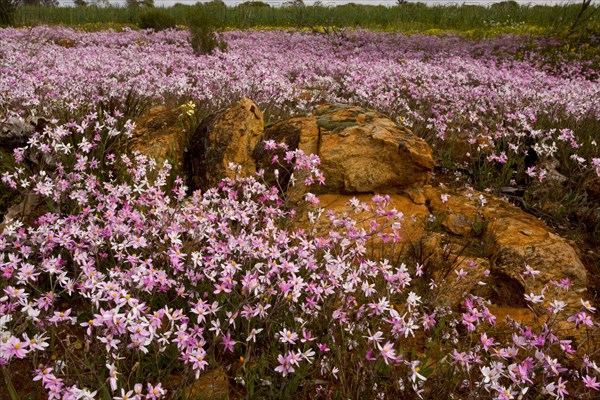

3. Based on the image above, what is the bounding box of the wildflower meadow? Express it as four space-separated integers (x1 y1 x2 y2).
0 22 599 400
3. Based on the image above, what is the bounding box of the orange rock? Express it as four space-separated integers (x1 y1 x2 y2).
130 105 186 172
314 104 434 193
185 99 264 191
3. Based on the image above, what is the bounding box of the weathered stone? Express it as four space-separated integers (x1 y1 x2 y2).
487 305 545 328
313 104 434 193
185 98 264 192
258 104 434 196
0 116 47 151
185 368 230 400
253 116 319 193
423 186 588 311
0 191 44 231
130 105 186 171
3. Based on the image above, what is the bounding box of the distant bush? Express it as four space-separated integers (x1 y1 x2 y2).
188 14 227 55
138 9 177 31
491 0 520 10
0 0 19 26
237 0 271 8
204 0 227 8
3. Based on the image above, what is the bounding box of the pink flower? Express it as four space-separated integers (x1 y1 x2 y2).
1 336 28 359
462 313 478 331
481 333 495 351
365 348 376 361
146 383 165 399
567 311 594 328
422 313 436 330
107 363 119 392
583 375 600 390
377 341 397 365
523 264 540 278
317 343 330 353
222 330 236 353
114 389 135 400
555 377 568 399
279 328 298 344
275 353 295 376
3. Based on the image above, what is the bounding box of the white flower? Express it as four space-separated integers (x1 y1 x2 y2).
410 361 427 383
406 292 422 310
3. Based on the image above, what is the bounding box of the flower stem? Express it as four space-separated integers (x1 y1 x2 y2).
1 365 19 400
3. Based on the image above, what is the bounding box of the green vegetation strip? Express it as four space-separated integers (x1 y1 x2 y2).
11 2 600 34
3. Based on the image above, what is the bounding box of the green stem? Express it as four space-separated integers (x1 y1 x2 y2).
1 365 19 400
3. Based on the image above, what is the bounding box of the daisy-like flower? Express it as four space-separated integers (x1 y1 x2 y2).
246 328 263 342
581 299 597 313
583 375 600 390
1 336 28 359
279 328 298 344
364 330 384 344
410 360 426 383
378 341 397 365
523 264 540 278
275 353 295 377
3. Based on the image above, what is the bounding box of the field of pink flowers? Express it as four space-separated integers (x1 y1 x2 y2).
1 26 600 399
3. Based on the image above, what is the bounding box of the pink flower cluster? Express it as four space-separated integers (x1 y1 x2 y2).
0 26 598 180
0 111 597 398
1 26 599 398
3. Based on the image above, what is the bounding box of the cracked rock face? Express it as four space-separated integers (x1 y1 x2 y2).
145 100 588 320
184 98 264 192
255 104 434 196
129 106 186 172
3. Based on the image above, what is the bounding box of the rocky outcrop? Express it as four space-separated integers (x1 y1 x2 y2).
0 116 47 151
422 186 587 309
135 99 588 316
255 104 434 196
129 105 186 171
184 98 264 192
313 104 434 193
296 185 588 312
0 116 50 229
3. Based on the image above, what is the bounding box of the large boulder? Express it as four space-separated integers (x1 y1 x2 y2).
185 98 264 192
313 104 434 193
255 104 434 196
129 105 186 171
294 186 588 314
423 186 588 310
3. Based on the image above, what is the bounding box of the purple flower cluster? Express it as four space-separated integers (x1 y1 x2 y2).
1 27 599 181
1 27 599 399
0 110 596 399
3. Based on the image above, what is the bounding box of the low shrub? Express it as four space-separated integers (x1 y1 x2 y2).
0 0 19 26
187 13 227 55
138 9 177 31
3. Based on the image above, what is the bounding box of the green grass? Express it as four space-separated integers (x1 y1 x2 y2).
10 2 600 34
